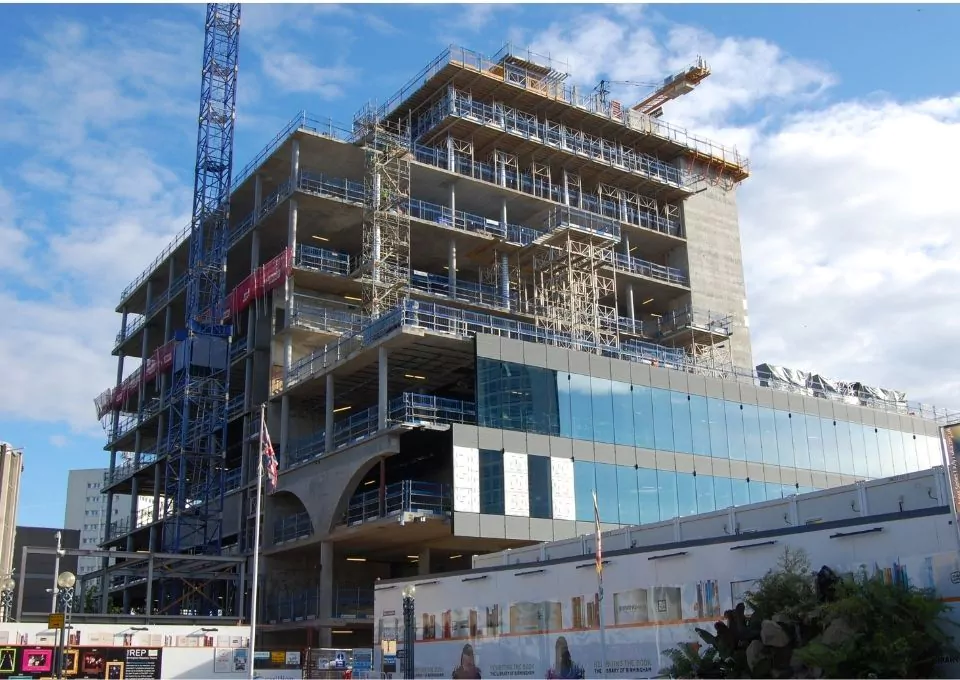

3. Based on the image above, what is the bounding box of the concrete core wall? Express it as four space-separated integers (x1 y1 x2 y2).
681 168 753 371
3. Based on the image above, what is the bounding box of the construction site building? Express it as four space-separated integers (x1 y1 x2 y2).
94 45 954 649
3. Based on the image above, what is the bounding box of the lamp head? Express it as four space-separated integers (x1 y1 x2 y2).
0 577 13 592
402 584 415 599
56 571 76 589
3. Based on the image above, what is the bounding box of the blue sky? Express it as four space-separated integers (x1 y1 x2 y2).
1 3 958 528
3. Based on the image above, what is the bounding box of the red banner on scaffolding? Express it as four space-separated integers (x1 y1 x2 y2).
223 247 292 322
98 247 293 415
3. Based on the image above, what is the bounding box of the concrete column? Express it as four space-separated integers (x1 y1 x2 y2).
280 395 290 458
254 174 263 223
325 374 335 454
150 463 161 551
290 140 300 184
378 346 389 430
623 233 631 257
627 285 636 332
500 254 510 310
562 170 570 206
448 240 457 298
500 197 507 228
285 199 298 315
318 541 334 648
449 183 456 216
283 336 293 385
446 136 455 173
418 547 431 576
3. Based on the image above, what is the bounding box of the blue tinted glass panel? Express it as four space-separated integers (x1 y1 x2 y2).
748 479 766 504
657 470 678 521
696 473 715 513
863 425 882 478
527 455 552 519
617 465 640 526
672 392 693 454
689 395 711 457
479 449 504 515
595 463 620 524
742 404 763 463
822 419 840 474
849 422 869 477
676 472 698 517
569 373 594 441
901 432 919 472
476 358 500 429
758 407 779 466
774 410 794 468
731 478 750 506
889 428 906 475
835 419 855 475
557 372 573 439
725 401 746 461
713 475 732 511
877 428 894 477
632 386 656 450
637 467 660 524
765 482 782 501
531 365 561 435
805 415 824 472
652 389 675 452
791 414 809 469
708 398 728 459
573 461 595 522
611 381 635 447
592 377 615 445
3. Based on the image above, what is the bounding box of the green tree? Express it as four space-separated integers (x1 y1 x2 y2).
661 548 958 679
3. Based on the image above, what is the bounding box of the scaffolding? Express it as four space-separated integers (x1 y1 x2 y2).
163 3 240 565
355 107 412 318
527 207 620 353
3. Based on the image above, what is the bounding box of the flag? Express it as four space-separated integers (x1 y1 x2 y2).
592 489 603 580
260 412 279 494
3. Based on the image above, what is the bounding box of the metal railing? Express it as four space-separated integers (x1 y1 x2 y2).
428 88 689 188
295 243 354 278
287 394 477 468
264 585 374 623
103 451 159 488
115 273 189 347
374 44 748 174
605 251 689 287
342 480 451 526
273 511 312 544
224 468 242 494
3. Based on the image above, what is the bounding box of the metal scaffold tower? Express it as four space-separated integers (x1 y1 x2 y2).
528 209 619 352
355 108 412 317
163 2 240 564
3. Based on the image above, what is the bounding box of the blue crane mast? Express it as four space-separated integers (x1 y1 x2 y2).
163 3 240 561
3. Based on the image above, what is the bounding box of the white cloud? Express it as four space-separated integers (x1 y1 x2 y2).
259 52 356 98
741 96 960 408
524 7 958 410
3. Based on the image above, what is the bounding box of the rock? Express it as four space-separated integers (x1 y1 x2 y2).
761 619 791 647
746 639 766 671
821 618 855 647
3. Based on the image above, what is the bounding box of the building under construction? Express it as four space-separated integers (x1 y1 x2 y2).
94 44 953 649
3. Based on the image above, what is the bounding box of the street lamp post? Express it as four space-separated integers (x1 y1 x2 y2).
0 577 14 623
54 571 76 680
401 585 415 680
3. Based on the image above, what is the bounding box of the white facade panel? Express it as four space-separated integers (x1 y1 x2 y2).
503 451 529 517
452 446 480 514
550 457 576 521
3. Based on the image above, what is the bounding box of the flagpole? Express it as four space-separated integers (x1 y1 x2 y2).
593 490 608 680
247 404 266 680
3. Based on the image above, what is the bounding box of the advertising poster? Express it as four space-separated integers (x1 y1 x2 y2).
378 548 960 678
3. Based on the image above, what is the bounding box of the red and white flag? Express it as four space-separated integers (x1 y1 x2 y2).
260 411 278 494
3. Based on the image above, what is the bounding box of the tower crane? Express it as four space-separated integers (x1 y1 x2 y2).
164 2 241 560
594 57 712 118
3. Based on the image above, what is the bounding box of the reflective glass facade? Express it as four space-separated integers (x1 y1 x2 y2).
477 359 943 509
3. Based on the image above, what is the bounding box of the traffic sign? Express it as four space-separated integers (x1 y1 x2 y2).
47 613 64 629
